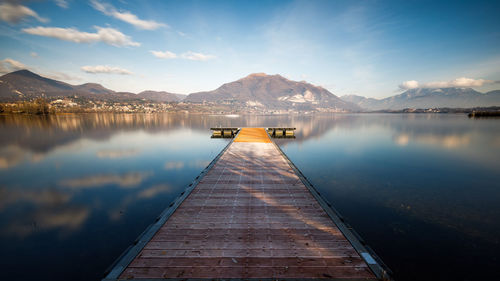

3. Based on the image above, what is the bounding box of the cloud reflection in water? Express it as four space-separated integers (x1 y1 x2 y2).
59 171 152 189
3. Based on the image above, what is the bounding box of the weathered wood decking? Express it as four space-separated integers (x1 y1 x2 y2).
104 128 390 280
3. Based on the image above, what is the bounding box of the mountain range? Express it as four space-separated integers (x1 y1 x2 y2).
341 88 500 111
1 69 499 111
0 70 358 111
0 70 183 103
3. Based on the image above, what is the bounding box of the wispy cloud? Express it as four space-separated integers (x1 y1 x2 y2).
399 77 496 90
0 3 48 24
22 26 140 47
0 58 28 75
90 0 167 30
81 65 133 75
150 50 177 59
54 0 69 9
181 51 216 61
151 50 216 61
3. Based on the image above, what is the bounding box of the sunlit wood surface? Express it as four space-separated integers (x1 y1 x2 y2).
234 127 272 143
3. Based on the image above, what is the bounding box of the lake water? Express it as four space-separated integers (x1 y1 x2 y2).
0 113 499 281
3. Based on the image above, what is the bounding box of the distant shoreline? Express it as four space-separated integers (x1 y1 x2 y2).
1 104 499 116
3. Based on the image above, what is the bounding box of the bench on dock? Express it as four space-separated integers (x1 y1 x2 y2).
267 127 296 138
210 127 240 138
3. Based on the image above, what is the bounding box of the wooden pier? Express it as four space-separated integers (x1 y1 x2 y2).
104 128 391 280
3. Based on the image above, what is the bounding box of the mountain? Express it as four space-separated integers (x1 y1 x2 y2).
0 69 124 101
185 73 360 111
0 70 158 102
137 90 185 102
74 83 115 95
342 88 500 111
341 94 381 109
0 70 76 100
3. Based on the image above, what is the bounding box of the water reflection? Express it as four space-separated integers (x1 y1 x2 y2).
275 114 500 280
0 188 71 210
0 113 499 281
0 113 353 153
0 114 232 281
60 171 152 189
393 133 473 148
96 149 140 159
0 187 88 237
278 114 500 237
137 184 171 199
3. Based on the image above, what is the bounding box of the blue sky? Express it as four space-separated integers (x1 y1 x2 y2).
0 0 499 98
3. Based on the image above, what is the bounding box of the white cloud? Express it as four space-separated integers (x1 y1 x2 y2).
81 65 133 75
399 80 419 89
54 0 69 9
90 0 166 30
22 26 140 47
150 50 177 59
435 77 493 88
0 58 28 74
0 3 48 24
181 51 216 61
151 50 215 61
399 77 495 90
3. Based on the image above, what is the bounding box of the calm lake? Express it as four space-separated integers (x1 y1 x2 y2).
0 113 499 281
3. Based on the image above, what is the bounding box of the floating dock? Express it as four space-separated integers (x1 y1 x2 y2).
211 127 240 138
211 127 296 138
267 127 296 138
104 128 391 280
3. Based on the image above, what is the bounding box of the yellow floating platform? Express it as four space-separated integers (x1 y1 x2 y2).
234 127 272 143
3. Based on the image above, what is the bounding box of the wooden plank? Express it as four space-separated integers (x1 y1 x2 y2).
119 266 375 279
128 257 369 267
